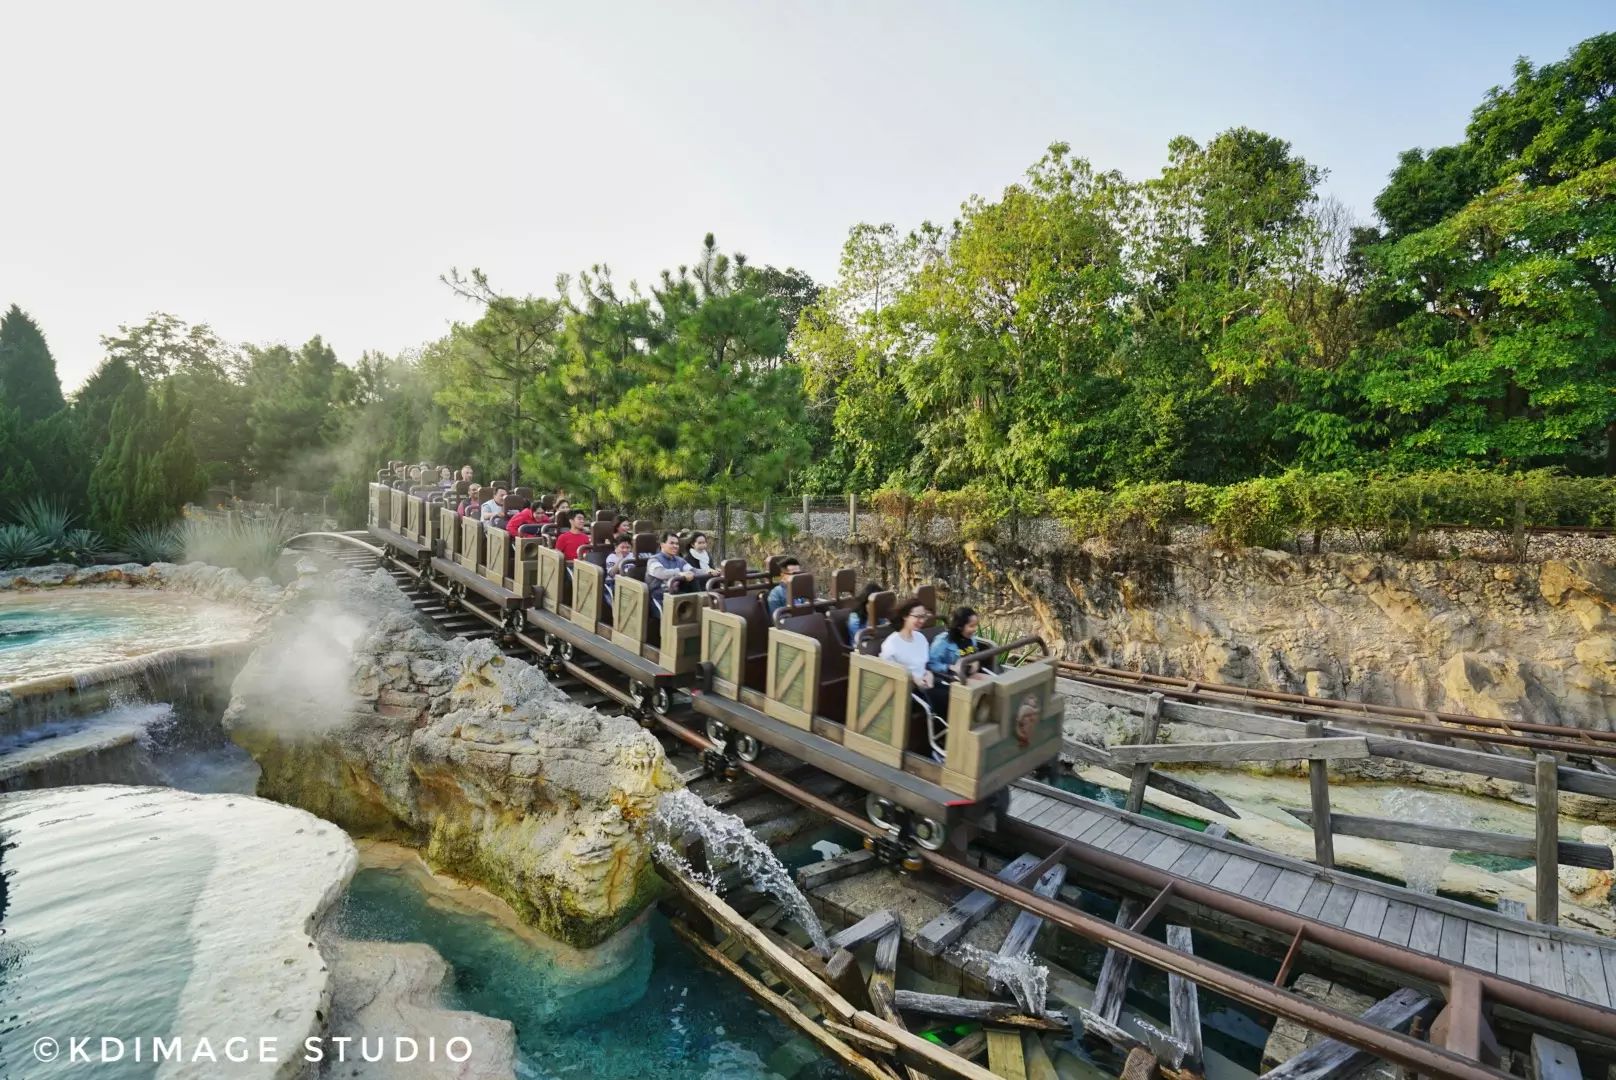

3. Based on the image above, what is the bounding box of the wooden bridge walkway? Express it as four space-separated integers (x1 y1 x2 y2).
1005 779 1616 1013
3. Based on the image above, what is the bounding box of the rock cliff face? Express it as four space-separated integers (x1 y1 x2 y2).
224 571 678 947
736 534 1616 730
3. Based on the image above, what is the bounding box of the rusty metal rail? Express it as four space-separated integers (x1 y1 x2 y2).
1059 661 1616 760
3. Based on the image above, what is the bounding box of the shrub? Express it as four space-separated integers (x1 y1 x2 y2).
180 512 297 578
123 522 185 565
0 525 49 570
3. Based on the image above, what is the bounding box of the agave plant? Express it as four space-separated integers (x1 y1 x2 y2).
180 512 297 577
0 524 50 571
60 528 110 565
12 497 74 551
122 522 185 565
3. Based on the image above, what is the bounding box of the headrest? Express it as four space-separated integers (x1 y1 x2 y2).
832 567 856 600
786 572 816 607
633 531 658 556
916 583 938 617
632 519 655 534
722 558 748 583
595 509 615 523
591 521 615 544
870 590 896 625
541 494 556 511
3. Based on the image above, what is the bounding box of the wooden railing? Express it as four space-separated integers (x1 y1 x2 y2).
1065 681 1615 926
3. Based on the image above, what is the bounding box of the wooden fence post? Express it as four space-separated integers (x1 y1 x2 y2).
1308 719 1336 869
849 493 858 539
717 498 729 560
1124 693 1164 814
1512 497 1528 561
1536 753 1559 925
803 494 812 536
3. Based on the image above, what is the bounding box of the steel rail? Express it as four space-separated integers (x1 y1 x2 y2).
284 531 388 557
1061 665 1616 760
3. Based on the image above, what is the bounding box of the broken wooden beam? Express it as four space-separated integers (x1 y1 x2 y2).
826 948 875 1014
997 863 1067 963
1089 898 1142 1025
1109 737 1369 765
915 852 1041 957
797 848 879 891
1529 1033 1581 1080
1259 986 1432 1079
1165 925 1203 1076
1283 808 1613 869
1065 738 1241 817
985 1028 1027 1080
831 908 900 951
892 990 1070 1032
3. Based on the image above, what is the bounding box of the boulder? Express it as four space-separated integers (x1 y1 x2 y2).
224 570 679 948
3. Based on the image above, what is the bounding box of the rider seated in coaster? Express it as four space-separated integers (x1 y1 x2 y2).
480 485 509 527
645 531 697 604
880 598 947 713
766 558 803 614
845 582 886 639
504 496 538 537
554 511 591 561
929 606 989 681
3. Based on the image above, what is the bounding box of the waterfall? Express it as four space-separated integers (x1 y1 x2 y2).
650 788 831 957
955 941 1051 1016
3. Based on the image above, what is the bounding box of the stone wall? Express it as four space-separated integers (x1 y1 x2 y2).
729 532 1616 731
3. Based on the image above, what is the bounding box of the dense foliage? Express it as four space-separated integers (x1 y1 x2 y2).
0 34 1611 557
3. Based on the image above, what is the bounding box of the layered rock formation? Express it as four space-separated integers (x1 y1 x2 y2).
224 571 678 947
739 532 1616 730
0 559 285 610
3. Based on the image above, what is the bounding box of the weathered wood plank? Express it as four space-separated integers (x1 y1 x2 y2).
985 1028 1027 1080
1378 901 1417 948
1125 693 1164 814
1560 943 1611 1007
1259 987 1432 1080
830 909 900 951
1121 830 1166 861
1496 930 1532 983
916 853 1041 958
1023 1034 1058 1080
1141 836 1190 870
1210 855 1262 893
1243 863 1283 903
1167 844 1211 877
892 991 1069 1032
1297 879 1334 920
1063 738 1239 817
1408 908 1445 954
867 926 925 1080
1527 937 1566 994
1091 899 1142 1024
1462 923 1499 974
949 1030 987 1062
1344 892 1390 938
668 920 889 1080
1316 885 1358 927
825 948 875 1014
997 864 1068 963
1108 737 1369 765
1102 824 1151 854
1536 754 1560 926
1496 898 1528 921
797 849 878 892
1166 925 1203 1075
854 1006 1003 1080
1283 809 1613 869
1265 869 1315 912
1306 719 1336 869
1186 848 1232 884
1529 1033 1581 1080
1438 916 1468 962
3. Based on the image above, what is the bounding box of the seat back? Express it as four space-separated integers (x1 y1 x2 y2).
633 531 658 558
870 590 896 627
916 583 938 617
612 575 652 651
513 535 543 598
458 514 484 571
405 494 424 540
534 544 569 613
832 567 856 603
632 518 655 535
843 652 913 768
766 611 851 728
438 505 461 561
590 521 615 546
595 509 615 523
582 545 609 568
481 522 510 586
659 590 710 674
389 487 407 532
571 559 606 633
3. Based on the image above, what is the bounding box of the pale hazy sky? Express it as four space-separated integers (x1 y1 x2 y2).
2 1 1610 390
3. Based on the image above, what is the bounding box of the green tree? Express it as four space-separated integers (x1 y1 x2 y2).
73 356 143 458
0 305 65 422
88 379 206 534
0 406 42 515
245 336 354 484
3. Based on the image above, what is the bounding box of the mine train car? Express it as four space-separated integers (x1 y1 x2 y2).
365 474 1065 848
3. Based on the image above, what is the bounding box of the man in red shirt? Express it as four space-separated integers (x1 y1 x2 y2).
505 498 538 537
554 511 591 561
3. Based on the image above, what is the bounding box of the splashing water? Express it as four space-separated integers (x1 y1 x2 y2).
650 788 831 957
956 942 1050 1016
1381 787 1458 894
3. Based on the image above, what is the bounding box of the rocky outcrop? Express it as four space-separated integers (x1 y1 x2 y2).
740 532 1616 731
223 571 679 948
0 560 284 611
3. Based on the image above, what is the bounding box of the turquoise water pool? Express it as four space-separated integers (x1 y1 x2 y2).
334 868 850 1080
0 589 259 687
0 792 215 1078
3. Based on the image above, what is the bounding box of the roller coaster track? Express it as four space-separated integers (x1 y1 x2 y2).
283 532 1616 1078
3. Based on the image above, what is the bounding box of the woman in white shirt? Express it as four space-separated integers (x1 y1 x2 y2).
879 599 934 691
687 532 714 572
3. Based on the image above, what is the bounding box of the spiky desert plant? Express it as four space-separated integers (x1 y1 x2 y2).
60 528 110 564
123 522 185 565
12 496 73 550
0 525 50 570
181 512 297 577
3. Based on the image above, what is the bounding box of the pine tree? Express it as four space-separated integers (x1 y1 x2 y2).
89 380 205 535
0 305 66 422
0 405 42 515
74 356 142 458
